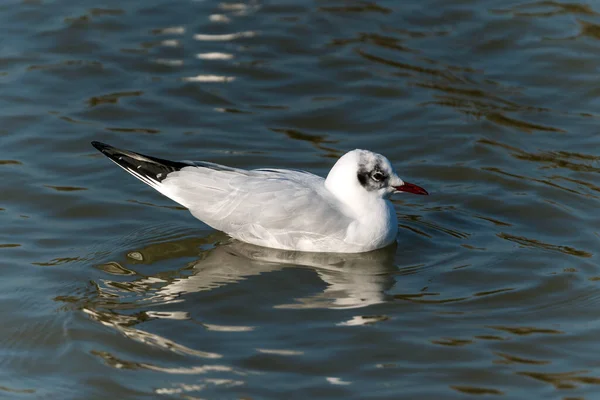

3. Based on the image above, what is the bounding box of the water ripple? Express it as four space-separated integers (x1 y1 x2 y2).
193 31 256 41
83 308 221 358
492 1 598 17
498 233 592 258
518 370 600 390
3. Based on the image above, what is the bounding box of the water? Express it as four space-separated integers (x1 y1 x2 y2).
1 0 600 398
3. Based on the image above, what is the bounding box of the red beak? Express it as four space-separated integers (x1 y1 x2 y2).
394 181 428 195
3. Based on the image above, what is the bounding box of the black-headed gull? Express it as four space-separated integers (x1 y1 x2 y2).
92 142 427 253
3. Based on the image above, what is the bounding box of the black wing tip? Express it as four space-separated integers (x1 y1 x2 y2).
91 140 191 179
91 141 124 162
91 140 106 149
91 141 115 154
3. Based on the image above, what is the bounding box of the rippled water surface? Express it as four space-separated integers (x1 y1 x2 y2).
2 0 600 398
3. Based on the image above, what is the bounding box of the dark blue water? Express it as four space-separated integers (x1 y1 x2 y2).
1 0 600 398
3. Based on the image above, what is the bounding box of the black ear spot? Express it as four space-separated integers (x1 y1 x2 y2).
357 170 368 186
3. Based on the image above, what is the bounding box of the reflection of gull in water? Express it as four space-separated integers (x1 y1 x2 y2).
158 240 398 309
86 233 400 363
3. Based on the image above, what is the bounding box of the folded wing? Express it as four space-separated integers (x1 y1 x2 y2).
163 167 352 251
92 142 352 251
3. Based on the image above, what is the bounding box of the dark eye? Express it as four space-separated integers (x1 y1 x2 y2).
371 171 385 182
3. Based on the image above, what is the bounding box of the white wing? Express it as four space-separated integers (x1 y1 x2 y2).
162 167 353 251
92 142 353 251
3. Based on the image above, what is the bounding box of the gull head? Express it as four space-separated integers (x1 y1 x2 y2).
325 149 428 203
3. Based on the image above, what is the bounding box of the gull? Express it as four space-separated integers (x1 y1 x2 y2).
92 142 428 253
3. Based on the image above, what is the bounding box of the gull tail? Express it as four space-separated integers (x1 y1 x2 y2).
91 141 192 206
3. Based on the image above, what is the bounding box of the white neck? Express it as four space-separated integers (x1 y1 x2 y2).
325 177 398 250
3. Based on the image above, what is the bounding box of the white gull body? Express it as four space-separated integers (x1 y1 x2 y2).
92 142 428 253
